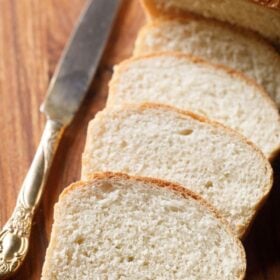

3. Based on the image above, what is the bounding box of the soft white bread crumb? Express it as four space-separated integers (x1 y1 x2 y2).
82 103 273 237
108 53 280 159
141 0 280 46
41 172 246 280
134 17 280 106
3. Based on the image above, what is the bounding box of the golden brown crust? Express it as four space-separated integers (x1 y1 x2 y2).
250 0 280 9
72 172 223 215
63 173 227 229
60 171 246 279
108 52 280 160
141 0 280 17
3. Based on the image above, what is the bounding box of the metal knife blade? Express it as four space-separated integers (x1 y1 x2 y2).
0 1 121 278
41 0 121 125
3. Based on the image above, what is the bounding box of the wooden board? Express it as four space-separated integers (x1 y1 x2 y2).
0 0 279 279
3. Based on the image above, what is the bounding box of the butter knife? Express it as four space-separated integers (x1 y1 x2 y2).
0 0 121 278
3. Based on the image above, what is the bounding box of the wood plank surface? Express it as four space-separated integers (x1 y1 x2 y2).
0 0 279 279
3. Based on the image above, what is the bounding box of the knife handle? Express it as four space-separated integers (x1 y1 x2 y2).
0 119 64 279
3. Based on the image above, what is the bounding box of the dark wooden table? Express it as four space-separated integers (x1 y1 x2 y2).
0 0 279 279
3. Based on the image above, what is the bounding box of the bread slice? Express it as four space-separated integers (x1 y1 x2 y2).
41 172 246 280
134 17 280 107
108 53 280 159
82 103 273 237
141 0 280 47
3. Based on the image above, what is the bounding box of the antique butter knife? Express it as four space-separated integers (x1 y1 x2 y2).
0 0 121 278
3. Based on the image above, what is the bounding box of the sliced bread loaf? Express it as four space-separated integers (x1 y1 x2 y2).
82 103 273 237
41 172 246 280
141 0 280 47
108 53 280 159
134 17 280 106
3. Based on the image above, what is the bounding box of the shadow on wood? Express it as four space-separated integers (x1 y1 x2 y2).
244 155 280 279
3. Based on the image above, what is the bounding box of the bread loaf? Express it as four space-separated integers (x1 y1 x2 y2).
108 53 280 159
134 17 280 106
82 103 273 237
41 172 246 280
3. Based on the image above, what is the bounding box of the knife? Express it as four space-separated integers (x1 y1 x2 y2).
0 0 121 278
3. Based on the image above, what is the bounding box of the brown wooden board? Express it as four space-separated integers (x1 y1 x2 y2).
0 0 279 279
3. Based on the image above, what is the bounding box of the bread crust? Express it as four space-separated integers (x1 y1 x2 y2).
141 0 280 18
108 52 280 161
60 171 246 279
251 0 280 9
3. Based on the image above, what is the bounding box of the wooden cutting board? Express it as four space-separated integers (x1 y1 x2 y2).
0 0 279 279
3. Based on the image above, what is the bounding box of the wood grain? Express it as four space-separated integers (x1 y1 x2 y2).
0 0 279 279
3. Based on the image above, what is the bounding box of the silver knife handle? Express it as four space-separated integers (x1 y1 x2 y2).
0 119 64 279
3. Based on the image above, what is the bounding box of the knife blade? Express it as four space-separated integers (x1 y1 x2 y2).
0 1 121 278
41 0 121 125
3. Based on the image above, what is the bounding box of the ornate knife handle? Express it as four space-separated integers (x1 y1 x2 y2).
0 119 64 279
